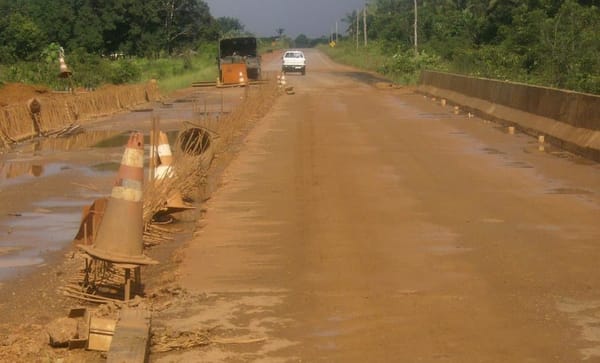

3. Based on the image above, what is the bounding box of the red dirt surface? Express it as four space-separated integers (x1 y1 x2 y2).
0 83 52 106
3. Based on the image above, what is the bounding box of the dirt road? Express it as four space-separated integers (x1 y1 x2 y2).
0 49 598 362
155 49 600 362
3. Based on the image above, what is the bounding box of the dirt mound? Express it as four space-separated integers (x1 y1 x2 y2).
0 83 52 106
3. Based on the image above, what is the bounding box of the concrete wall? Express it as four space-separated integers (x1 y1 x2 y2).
418 71 600 161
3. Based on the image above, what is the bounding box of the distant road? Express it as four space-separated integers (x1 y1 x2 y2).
170 48 600 362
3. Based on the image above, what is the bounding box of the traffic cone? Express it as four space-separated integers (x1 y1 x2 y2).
238 71 246 85
280 74 287 86
155 131 194 213
79 132 157 265
59 55 72 78
155 131 173 179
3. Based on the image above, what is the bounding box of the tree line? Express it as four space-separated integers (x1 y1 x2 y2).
0 1 263 89
342 0 599 94
0 0 223 61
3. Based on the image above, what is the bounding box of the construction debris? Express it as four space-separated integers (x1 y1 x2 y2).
45 123 83 138
151 328 266 353
107 307 151 363
46 317 78 348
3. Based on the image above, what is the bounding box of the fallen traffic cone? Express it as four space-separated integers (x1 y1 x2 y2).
73 197 108 245
79 132 157 265
155 131 194 213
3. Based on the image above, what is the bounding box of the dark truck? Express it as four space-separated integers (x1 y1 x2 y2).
218 37 261 82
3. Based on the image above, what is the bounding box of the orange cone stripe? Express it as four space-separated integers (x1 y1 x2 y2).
121 148 144 168
119 164 143 181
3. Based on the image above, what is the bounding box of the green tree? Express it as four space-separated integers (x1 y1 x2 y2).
217 17 245 36
538 0 600 91
294 34 310 47
0 12 46 61
162 0 217 54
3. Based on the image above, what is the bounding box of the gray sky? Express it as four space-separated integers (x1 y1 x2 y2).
205 0 367 39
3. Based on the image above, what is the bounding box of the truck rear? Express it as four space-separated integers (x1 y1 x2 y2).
218 37 261 84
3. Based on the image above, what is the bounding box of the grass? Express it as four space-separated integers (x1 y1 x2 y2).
152 63 218 95
319 42 386 73
136 49 219 95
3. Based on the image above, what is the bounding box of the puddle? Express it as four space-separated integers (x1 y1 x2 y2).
0 162 70 183
336 71 391 85
557 298 600 360
493 125 518 134
0 255 44 270
8 130 122 155
482 147 505 155
504 161 533 168
417 112 454 119
90 161 121 172
92 133 136 148
0 246 24 256
0 199 83 280
522 144 595 164
92 130 180 149
546 187 593 195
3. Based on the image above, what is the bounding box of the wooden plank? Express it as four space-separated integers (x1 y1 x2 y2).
107 307 151 363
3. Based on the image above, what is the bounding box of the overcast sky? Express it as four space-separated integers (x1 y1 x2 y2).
205 0 367 38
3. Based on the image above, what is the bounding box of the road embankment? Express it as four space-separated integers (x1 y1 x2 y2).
0 81 161 147
417 70 600 161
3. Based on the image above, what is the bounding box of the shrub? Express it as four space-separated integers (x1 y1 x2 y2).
108 59 141 84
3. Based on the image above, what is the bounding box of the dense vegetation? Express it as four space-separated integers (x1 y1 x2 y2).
0 0 219 59
0 0 597 94
330 0 599 94
0 0 230 91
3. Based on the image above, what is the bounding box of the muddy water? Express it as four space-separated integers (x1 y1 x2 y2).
0 87 244 281
0 134 119 279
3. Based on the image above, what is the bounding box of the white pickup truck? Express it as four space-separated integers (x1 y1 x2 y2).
282 50 306 75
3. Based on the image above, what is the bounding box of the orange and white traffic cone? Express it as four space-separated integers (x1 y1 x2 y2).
155 131 173 180
79 132 157 265
155 131 194 213
238 71 246 85
59 56 72 78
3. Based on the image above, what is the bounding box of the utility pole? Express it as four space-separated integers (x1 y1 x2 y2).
335 21 338 43
414 0 418 55
363 5 367 47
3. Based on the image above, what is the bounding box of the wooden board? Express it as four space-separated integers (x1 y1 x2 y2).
107 307 151 363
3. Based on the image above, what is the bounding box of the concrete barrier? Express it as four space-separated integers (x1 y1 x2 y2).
417 71 600 161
